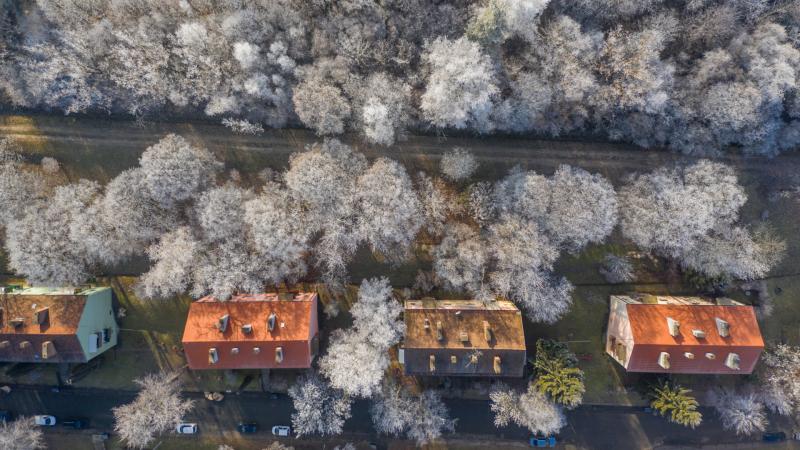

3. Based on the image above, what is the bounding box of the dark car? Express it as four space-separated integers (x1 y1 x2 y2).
763 432 786 442
237 422 258 434
529 434 557 447
0 411 12 423
62 418 89 429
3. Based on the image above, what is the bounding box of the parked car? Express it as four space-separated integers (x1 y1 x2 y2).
237 422 258 434
176 423 198 434
271 425 291 437
529 434 557 447
33 415 56 426
763 432 786 442
0 410 12 423
62 418 89 429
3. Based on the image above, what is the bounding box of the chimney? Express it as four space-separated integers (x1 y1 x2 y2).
35 307 49 325
216 314 230 333
268 313 277 332
275 347 284 363
667 317 680 337
715 318 730 337
493 356 502 374
429 354 436 372
483 321 492 343
241 324 253 334
658 352 671 369
42 341 56 359
208 347 219 364
436 321 444 341
725 353 740 370
459 331 469 344
691 329 705 339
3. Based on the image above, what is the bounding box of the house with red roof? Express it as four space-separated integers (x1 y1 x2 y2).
181 292 319 370
605 294 764 374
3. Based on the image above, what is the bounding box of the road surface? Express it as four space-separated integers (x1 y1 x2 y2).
0 384 790 449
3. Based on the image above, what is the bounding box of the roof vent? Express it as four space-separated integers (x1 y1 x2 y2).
493 356 502 374
483 321 492 343
231 347 239 355
275 347 284 363
455 310 462 319
705 352 716 360
658 352 671 369
216 314 230 333
10 317 24 328
684 352 695 359
691 329 705 339
715 318 730 337
436 321 444 341
667 317 680 337
725 353 740 370
268 313 277 332
208 347 219 364
429 354 436 372
242 324 253 334
253 347 260 354
459 331 469 344
35 307 49 325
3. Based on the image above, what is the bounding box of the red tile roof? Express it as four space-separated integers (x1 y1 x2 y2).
622 303 763 374
182 292 318 370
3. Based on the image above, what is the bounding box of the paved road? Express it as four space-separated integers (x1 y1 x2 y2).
0 384 791 449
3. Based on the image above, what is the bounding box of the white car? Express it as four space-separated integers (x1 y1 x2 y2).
176 423 198 434
33 415 56 426
271 425 291 437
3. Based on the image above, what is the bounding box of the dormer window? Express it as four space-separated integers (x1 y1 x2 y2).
725 353 740 370
208 348 219 364
705 352 716 360
268 313 277 332
231 347 239 355
216 314 230 333
275 347 284 363
253 347 260 355
35 307 49 325
493 356 502 374
691 329 705 339
436 321 444 341
667 317 680 336
483 321 492 343
658 352 671 369
459 331 469 344
429 354 436 372
715 318 730 337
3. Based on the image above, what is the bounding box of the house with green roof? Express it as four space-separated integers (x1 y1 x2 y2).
0 286 118 363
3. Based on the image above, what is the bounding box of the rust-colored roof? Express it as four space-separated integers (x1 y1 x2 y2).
627 304 764 347
403 299 526 377
182 292 318 370
622 303 764 374
0 294 86 335
0 294 88 363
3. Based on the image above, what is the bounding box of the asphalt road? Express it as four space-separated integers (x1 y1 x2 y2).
0 384 791 449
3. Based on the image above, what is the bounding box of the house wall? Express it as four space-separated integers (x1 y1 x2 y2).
606 296 634 368
308 294 319 363
76 288 119 361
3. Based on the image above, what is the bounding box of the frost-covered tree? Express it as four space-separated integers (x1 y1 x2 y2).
421 37 498 131
139 134 222 207
355 158 423 260
758 344 800 416
490 383 566 435
600 254 635 284
292 80 351 136
40 156 59 174
620 160 781 280
0 160 46 229
371 382 455 446
320 278 403 398
112 372 194 450
136 227 199 300
708 387 767 436
433 224 490 294
355 73 411 146
6 180 100 285
288 373 352 437
440 148 478 182
0 417 45 450
416 173 456 235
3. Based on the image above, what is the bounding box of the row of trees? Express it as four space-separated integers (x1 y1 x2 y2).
1 136 784 325
1 1 799 154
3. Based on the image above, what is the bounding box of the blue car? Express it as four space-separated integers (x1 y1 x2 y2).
529 435 557 447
